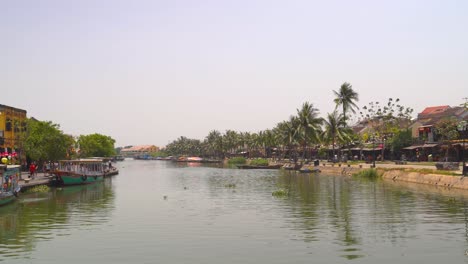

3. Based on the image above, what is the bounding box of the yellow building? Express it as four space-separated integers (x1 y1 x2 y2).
0 104 27 157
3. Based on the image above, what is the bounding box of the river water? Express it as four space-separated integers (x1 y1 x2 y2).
1 159 468 263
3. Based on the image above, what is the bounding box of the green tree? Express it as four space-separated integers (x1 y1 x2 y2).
77 133 116 157
434 117 460 160
24 119 75 162
387 129 412 159
296 102 323 159
322 111 351 158
333 82 359 127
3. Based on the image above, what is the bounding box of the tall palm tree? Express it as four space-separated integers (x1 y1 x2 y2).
296 102 323 160
322 111 351 159
274 116 300 160
205 130 223 158
333 82 359 127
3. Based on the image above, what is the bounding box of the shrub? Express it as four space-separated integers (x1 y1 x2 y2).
250 158 269 166
228 157 247 165
353 168 381 178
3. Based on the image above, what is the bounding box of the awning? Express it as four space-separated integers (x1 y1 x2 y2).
422 143 439 148
403 145 422 150
361 147 382 151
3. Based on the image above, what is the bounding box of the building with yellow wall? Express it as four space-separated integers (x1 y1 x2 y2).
0 104 27 157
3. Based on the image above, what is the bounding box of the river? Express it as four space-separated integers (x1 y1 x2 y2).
1 159 468 263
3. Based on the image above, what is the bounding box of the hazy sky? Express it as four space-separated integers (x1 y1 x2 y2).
2 0 467 147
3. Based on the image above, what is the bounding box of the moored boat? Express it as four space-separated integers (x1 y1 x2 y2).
0 165 21 206
52 159 106 186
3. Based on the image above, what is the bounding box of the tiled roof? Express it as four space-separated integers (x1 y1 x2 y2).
121 145 157 152
419 105 450 116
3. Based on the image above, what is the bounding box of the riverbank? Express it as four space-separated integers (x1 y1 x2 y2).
299 161 468 190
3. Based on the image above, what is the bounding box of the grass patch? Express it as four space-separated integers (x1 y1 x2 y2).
25 185 50 193
250 158 269 166
228 157 247 165
353 168 381 178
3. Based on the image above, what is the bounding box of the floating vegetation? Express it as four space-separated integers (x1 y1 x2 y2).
272 189 288 197
25 185 50 193
353 168 381 179
225 183 236 188
228 157 247 165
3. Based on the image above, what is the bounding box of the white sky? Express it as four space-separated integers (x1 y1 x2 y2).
1 0 467 147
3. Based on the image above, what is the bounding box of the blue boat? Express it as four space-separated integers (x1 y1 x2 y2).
0 165 21 206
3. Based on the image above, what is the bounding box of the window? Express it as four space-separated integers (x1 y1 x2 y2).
5 119 12 131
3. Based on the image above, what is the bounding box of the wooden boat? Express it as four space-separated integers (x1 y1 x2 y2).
282 163 302 170
52 159 107 186
236 164 283 170
0 165 21 206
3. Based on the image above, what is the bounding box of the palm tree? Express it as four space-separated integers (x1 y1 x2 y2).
274 116 300 160
205 130 223 158
333 82 359 127
322 111 352 160
296 102 323 160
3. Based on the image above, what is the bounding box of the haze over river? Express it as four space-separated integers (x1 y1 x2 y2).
1 159 468 263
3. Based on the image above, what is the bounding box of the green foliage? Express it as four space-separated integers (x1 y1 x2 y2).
272 189 288 197
250 158 269 166
333 82 359 126
228 157 247 165
25 185 50 193
24 119 75 162
387 129 412 154
151 150 169 157
165 136 202 157
353 168 381 178
225 183 236 188
77 133 116 157
434 117 460 142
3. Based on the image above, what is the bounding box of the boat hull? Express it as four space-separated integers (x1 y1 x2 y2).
0 194 16 206
53 172 104 186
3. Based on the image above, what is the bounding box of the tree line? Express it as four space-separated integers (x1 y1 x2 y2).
19 119 115 165
162 83 418 160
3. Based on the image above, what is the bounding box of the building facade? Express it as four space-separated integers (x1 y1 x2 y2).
0 104 27 160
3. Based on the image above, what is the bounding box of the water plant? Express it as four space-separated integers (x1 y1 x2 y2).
272 189 288 197
25 185 50 193
352 168 381 178
228 157 247 165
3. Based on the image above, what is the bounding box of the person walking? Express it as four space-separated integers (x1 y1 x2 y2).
29 162 37 179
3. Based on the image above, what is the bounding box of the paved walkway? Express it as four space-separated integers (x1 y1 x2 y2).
18 171 53 188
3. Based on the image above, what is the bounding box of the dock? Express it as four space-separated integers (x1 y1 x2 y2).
18 172 52 191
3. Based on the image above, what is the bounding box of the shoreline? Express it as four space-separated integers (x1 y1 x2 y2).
299 161 468 190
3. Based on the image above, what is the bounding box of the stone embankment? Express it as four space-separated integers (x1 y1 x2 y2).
300 162 468 190
382 170 468 190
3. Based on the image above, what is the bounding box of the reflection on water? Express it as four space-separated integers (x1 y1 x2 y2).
0 180 115 260
1 160 468 263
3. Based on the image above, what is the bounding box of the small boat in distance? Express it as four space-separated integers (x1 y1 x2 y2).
174 156 222 163
52 159 107 186
0 165 21 206
112 155 125 162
